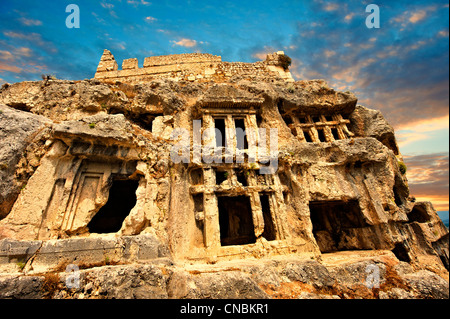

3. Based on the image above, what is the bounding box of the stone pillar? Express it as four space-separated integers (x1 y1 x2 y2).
203 168 221 249
246 114 259 162
249 192 265 238
224 115 235 163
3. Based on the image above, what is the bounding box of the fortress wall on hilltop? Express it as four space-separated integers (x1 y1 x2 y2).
94 50 294 83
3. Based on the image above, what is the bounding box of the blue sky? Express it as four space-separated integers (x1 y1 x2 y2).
0 0 448 211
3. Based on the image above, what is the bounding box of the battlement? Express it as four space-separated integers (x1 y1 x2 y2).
143 53 222 67
94 49 294 83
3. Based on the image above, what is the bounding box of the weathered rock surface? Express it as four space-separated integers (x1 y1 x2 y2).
0 251 447 299
349 105 400 155
0 105 51 219
0 52 447 299
403 270 449 299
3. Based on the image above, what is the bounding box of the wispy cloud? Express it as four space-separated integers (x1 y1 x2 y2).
0 46 36 74
404 152 449 211
171 38 197 48
127 0 151 7
0 50 14 61
100 2 114 9
144 16 157 23
18 17 42 26
0 62 23 73
3 31 57 53
324 3 339 12
395 115 448 156
438 29 449 37
100 2 118 18
344 13 355 22
251 46 277 60
390 5 438 30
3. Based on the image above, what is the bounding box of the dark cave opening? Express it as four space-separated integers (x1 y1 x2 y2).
392 242 411 263
309 200 368 253
408 205 431 223
87 179 139 234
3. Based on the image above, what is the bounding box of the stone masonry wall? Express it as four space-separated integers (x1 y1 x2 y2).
94 50 294 83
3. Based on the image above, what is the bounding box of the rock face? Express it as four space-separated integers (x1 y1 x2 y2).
0 251 448 299
0 51 448 299
0 105 51 219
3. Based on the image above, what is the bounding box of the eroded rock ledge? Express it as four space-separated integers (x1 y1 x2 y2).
0 249 448 299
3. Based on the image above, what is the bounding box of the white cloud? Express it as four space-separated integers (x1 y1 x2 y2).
127 0 150 6
331 58 376 84
344 13 354 22
100 2 114 9
0 50 14 61
324 3 338 11
251 46 277 61
3 31 57 53
390 6 437 29
18 17 42 26
14 47 32 57
409 10 427 23
438 29 449 37
145 16 157 23
171 38 197 48
323 49 336 58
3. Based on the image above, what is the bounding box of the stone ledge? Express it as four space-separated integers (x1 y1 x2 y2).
0 234 170 274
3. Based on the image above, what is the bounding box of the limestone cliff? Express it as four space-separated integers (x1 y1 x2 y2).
0 51 447 299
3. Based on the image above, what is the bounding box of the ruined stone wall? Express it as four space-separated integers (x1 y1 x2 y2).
94 50 294 83
143 53 222 67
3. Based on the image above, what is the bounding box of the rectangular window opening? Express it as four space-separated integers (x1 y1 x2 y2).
215 169 228 185
331 127 340 140
312 116 321 123
193 193 204 212
304 130 313 143
214 118 226 148
190 168 203 185
282 114 293 126
236 170 248 186
317 128 327 142
218 195 256 246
